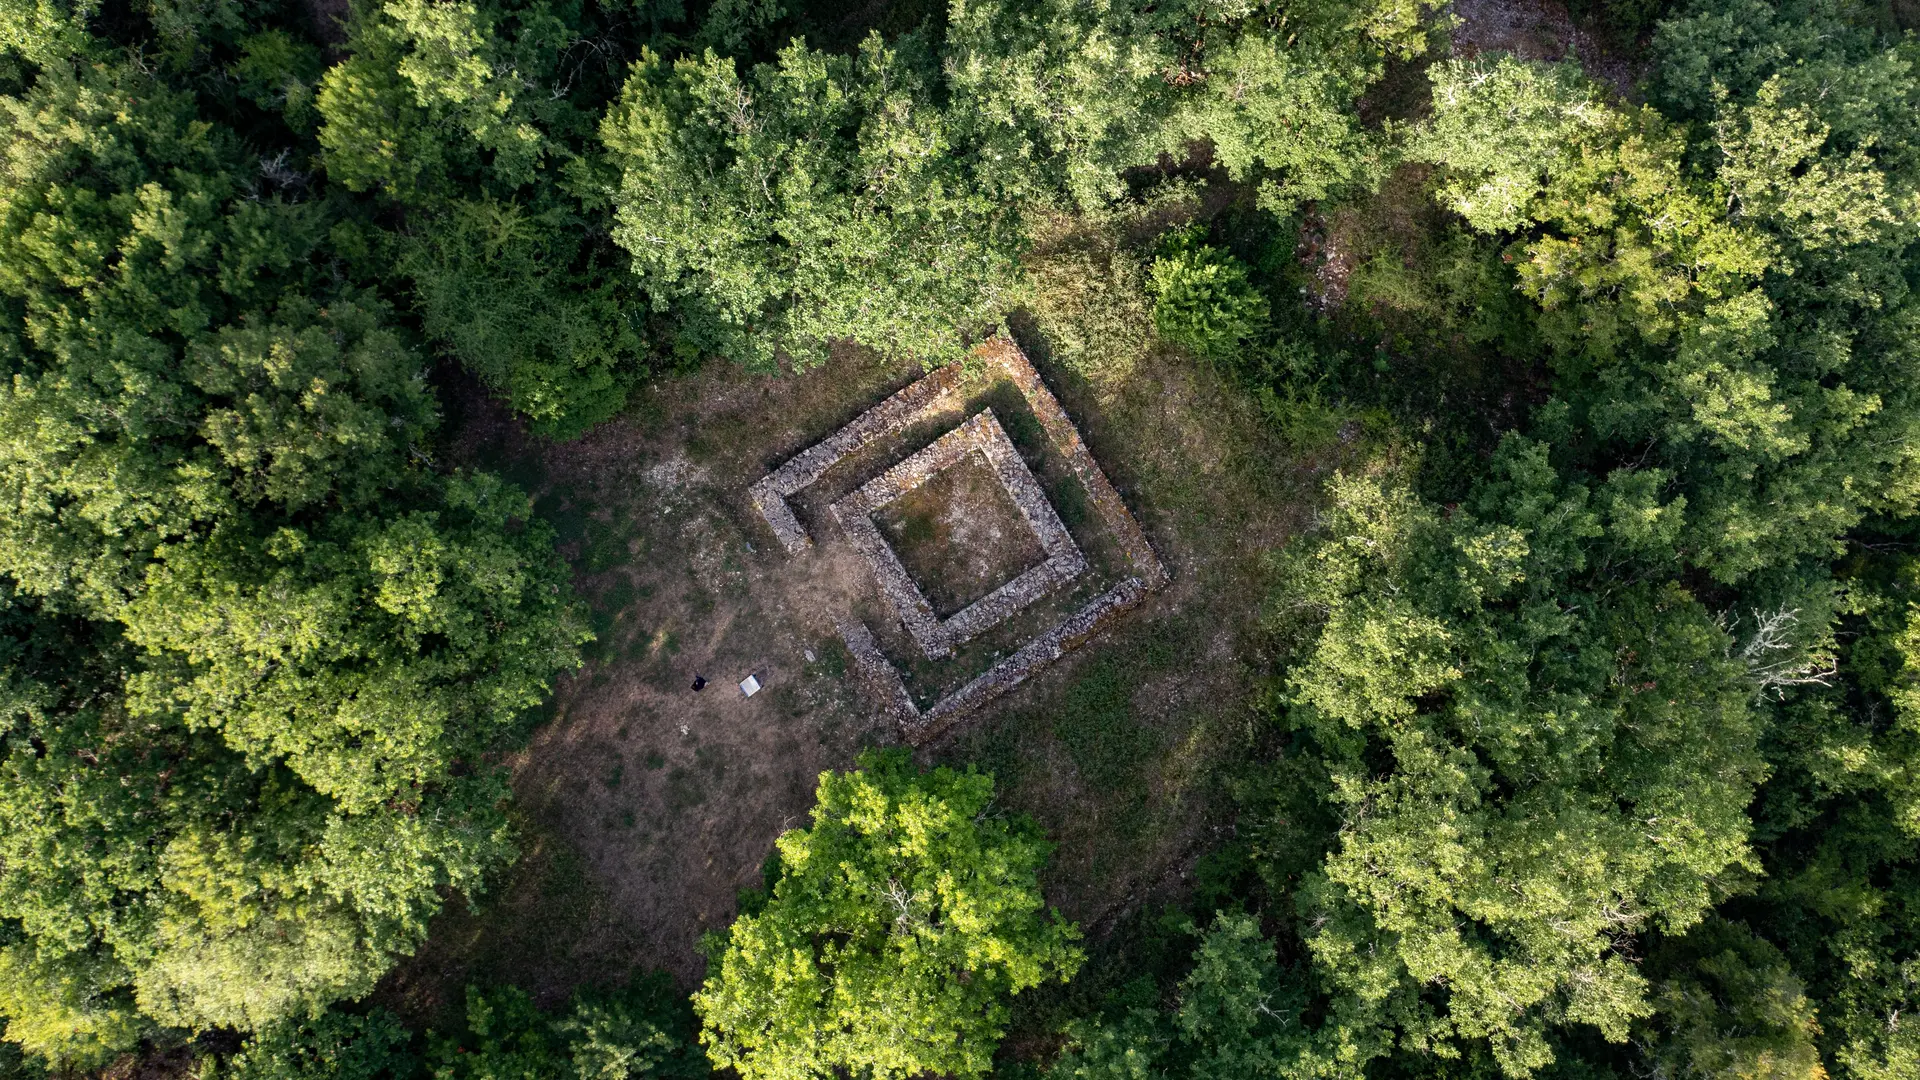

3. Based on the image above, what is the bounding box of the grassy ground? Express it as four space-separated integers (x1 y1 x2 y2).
932 331 1315 927
372 309 1353 1031
875 451 1047 618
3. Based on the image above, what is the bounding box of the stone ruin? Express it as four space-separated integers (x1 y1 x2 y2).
831 410 1088 660
749 337 1167 744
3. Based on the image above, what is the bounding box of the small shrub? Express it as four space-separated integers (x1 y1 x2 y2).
1150 236 1271 365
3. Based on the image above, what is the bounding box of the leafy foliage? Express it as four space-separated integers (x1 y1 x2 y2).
8 3 1920 1080
0 47 583 1066
1151 232 1271 364
1050 912 1306 1079
432 982 707 1080
1022 208 1158 383
227 1008 420 1080
601 0 1439 376
944 0 1438 211
221 976 709 1080
1639 919 1826 1080
317 0 653 436
1415 45 1920 580
1218 4 1920 1079
1265 448 1766 1077
602 34 1024 372
694 749 1084 1080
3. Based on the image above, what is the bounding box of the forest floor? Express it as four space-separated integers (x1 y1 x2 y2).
1447 0 1647 98
372 331 1332 1025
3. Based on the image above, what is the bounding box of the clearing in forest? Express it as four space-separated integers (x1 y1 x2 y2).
376 334 1317 1025
752 338 1166 743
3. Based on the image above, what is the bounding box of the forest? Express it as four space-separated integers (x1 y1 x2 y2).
1 0 1919 1076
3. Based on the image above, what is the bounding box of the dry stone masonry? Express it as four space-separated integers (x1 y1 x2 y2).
748 364 963 554
751 338 1166 743
831 410 1086 660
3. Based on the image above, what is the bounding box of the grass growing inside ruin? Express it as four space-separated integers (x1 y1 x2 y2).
874 453 1047 617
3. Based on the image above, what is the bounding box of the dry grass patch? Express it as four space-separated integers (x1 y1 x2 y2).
874 455 1046 617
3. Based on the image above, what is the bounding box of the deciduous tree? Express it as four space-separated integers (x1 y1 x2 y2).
695 749 1083 1080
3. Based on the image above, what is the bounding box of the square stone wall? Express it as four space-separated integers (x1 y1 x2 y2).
749 338 1165 743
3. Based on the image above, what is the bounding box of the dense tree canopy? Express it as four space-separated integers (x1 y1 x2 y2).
0 15 584 1069
1212 2 1920 1078
213 976 709 1079
601 0 1440 376
317 0 655 435
1049 911 1308 1079
1270 448 1769 1077
1413 34 1920 581
601 34 1025 372
943 0 1436 211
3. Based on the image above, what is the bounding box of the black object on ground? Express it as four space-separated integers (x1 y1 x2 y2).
691 676 707 691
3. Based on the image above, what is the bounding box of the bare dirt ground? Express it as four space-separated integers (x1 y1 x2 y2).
377 335 1325 1025
380 351 919 1019
875 454 1046 618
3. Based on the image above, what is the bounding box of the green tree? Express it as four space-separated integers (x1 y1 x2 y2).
0 57 585 1060
1050 912 1306 1080
1413 48 1920 581
0 0 90 65
223 976 708 1080
1151 232 1270 364
227 1008 420 1080
1264 443 1768 1078
944 0 1436 212
317 0 653 436
602 34 1024 372
1640 919 1826 1080
1722 535 1920 1080
1408 58 1612 234
694 749 1083 1080
432 982 705 1080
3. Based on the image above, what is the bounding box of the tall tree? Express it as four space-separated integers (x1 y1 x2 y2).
944 0 1438 212
1049 912 1307 1080
694 750 1083 1080
601 32 1025 372
317 0 655 436
1411 45 1920 581
1258 442 1770 1078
